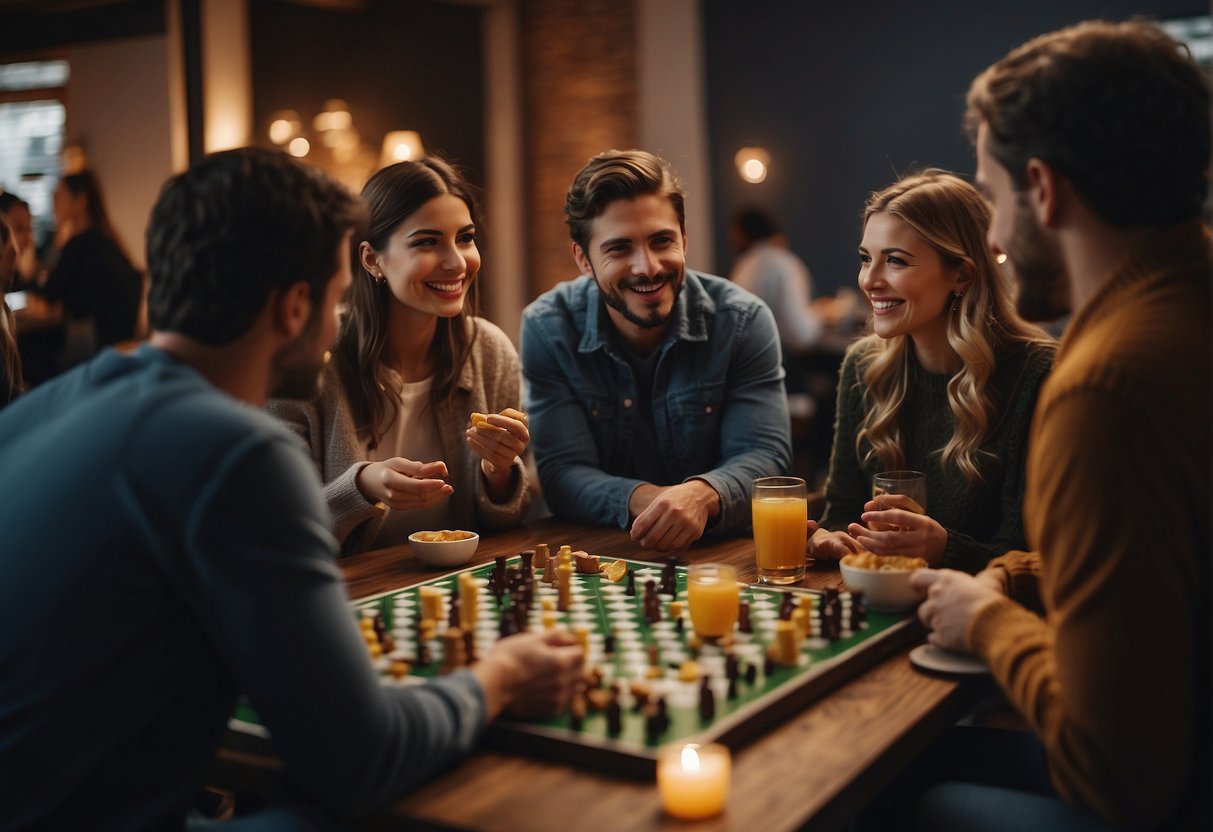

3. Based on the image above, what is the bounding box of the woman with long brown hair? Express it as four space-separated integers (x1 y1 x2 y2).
38 171 142 361
269 156 530 554
809 171 1054 573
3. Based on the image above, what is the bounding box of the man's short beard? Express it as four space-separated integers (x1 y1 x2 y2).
596 270 683 330
1008 194 1069 322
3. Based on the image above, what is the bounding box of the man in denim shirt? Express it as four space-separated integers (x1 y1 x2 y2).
521 150 791 552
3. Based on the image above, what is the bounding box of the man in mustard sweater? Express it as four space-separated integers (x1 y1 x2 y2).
911 21 1210 830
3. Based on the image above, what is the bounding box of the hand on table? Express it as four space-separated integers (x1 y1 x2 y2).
910 568 1004 653
848 497 948 564
474 630 586 719
356 458 452 511
628 480 720 552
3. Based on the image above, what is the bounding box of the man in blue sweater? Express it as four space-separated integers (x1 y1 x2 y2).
0 148 582 830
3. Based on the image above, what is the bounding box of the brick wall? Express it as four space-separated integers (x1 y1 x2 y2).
520 0 638 298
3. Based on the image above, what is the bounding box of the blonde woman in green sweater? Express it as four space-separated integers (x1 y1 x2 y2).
810 171 1054 573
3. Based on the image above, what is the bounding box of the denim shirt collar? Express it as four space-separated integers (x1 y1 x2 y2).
578 270 715 355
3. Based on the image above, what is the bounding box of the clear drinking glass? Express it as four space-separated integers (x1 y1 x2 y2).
871 470 927 530
751 476 808 585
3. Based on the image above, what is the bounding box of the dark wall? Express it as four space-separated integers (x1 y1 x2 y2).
250 0 484 184
703 0 1206 295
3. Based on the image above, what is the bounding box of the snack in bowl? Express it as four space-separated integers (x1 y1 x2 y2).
408 530 480 567
839 551 927 612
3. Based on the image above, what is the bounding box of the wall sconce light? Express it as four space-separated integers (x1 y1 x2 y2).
735 146 770 184
381 130 425 166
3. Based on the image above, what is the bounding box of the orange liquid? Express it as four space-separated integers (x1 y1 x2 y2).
687 576 740 638
752 497 808 570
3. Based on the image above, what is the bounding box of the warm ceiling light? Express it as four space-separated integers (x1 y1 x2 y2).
381 130 424 166
735 146 770 184
288 137 311 157
268 110 300 145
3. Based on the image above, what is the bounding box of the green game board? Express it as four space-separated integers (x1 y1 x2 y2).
228 556 920 777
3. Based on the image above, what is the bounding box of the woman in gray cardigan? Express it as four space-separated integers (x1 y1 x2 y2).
269 157 529 555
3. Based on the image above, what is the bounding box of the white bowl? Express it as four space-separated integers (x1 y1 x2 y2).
839 559 926 612
407 531 480 568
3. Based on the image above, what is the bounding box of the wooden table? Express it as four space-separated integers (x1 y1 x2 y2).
215 518 990 831
7 291 63 334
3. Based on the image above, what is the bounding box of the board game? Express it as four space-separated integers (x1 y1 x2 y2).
228 547 920 778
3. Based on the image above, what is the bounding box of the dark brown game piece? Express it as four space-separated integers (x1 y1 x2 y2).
416 640 432 668
494 555 507 583
372 612 387 642
626 569 636 596
850 590 867 629
644 702 662 742
725 652 739 681
675 616 684 635
661 557 678 596
698 676 715 721
604 630 616 656
655 696 669 732
606 696 623 735
738 600 752 633
520 549 534 581
463 628 476 663
381 634 395 654
745 661 757 685
764 653 775 677
779 593 796 621
570 694 586 731
448 595 461 630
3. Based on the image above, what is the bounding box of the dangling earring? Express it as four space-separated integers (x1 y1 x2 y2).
951 290 965 312
374 271 386 286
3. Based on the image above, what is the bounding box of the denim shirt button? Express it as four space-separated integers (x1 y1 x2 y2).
705 405 713 413
623 398 634 408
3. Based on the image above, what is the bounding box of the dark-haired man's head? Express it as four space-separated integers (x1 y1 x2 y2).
967 20 1210 320
730 208 780 255
146 147 366 397
565 150 689 347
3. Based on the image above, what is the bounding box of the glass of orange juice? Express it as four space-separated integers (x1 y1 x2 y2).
752 476 808 585
687 564 740 639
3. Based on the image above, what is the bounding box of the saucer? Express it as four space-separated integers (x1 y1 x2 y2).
910 644 989 675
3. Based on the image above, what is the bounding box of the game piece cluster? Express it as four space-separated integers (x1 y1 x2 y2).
354 547 869 742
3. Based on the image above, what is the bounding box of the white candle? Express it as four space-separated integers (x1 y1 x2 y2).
657 742 731 819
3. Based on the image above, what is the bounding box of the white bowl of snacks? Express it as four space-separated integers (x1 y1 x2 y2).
839 551 928 612
408 530 480 567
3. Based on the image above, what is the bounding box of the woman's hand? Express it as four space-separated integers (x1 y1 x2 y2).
807 526 863 561
848 497 948 564
356 458 452 511
466 411 530 501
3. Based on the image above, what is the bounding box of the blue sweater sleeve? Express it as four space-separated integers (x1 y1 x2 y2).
186 433 486 813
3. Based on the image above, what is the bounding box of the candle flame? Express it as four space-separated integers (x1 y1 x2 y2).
681 743 701 772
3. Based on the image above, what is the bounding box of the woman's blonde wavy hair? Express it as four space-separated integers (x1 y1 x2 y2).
855 170 1050 484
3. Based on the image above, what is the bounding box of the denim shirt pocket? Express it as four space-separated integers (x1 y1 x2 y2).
664 383 724 473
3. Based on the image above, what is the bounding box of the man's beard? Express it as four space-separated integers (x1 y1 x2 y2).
270 319 327 400
596 269 684 330
1007 194 1069 322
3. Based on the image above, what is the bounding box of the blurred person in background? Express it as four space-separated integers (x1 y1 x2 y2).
36 170 142 365
0 217 24 406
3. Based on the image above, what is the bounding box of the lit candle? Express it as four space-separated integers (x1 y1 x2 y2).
657 742 731 819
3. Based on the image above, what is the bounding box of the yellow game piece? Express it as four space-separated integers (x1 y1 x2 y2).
458 572 478 630
389 660 411 680
557 562 573 611
669 600 684 618
679 660 701 682
646 666 664 680
368 641 383 659
557 545 572 566
542 611 558 630
420 586 444 622
773 620 798 666
541 596 555 612
792 608 808 641
359 617 375 631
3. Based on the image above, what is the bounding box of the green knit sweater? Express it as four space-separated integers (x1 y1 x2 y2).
819 336 1054 573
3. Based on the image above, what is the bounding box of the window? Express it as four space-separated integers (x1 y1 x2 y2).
0 59 68 249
